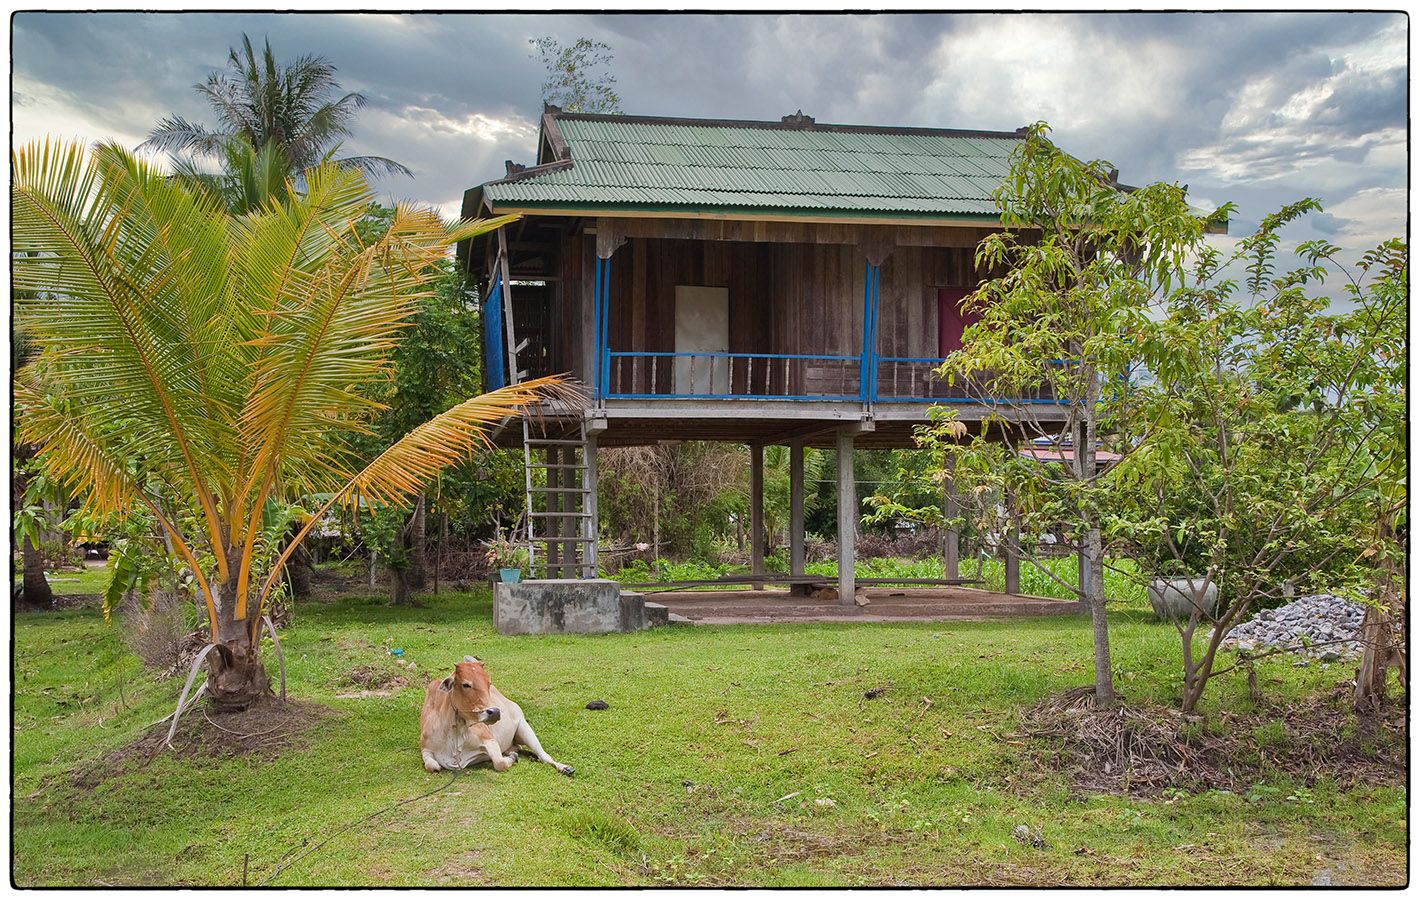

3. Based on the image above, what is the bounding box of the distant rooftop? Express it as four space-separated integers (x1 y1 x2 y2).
473 108 1030 222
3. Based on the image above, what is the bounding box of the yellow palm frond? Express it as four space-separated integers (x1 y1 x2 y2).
14 379 138 517
235 197 519 497
344 375 583 508
252 376 580 613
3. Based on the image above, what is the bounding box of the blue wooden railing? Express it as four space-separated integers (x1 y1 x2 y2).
874 356 1060 405
604 351 862 400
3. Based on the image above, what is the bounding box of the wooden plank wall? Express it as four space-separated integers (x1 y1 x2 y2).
555 234 985 390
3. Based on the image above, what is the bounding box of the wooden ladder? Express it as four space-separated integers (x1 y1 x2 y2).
521 418 598 579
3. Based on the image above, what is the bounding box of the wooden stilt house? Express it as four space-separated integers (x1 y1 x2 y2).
458 107 1067 599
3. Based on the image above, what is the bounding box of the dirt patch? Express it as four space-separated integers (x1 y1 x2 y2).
333 663 413 699
1015 683 1406 798
653 587 1078 625
428 850 485 882
72 697 332 789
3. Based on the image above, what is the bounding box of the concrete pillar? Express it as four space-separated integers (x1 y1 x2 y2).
837 430 856 605
1004 488 1020 596
943 452 960 581
789 440 805 577
750 443 764 590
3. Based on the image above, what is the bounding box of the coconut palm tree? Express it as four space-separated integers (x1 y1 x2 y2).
12 139 560 709
142 34 411 180
168 135 292 216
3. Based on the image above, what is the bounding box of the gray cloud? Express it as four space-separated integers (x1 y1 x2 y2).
12 11 1407 261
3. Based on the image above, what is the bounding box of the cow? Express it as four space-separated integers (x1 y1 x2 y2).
419 656 574 777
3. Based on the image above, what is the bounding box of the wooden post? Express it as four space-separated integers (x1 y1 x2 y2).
1004 488 1021 596
943 452 960 581
583 434 599 580
546 446 561 579
750 443 765 590
1077 540 1090 609
837 429 856 605
789 440 805 578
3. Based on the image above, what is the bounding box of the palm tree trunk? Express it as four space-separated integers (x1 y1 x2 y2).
407 494 427 589
21 539 52 609
13 459 52 609
206 567 273 711
285 540 313 599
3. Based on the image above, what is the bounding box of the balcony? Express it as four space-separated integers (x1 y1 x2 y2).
600 350 1058 405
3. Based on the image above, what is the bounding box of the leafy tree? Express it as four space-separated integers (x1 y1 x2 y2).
931 122 1226 706
351 203 525 595
12 139 560 709
142 34 411 180
529 36 622 113
1110 207 1407 713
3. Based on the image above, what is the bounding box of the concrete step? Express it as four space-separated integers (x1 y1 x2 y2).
643 601 670 627
667 613 694 626
618 590 647 632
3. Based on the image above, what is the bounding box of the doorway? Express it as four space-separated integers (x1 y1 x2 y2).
674 285 730 394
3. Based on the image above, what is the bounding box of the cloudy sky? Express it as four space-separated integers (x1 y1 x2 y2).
12 11 1409 264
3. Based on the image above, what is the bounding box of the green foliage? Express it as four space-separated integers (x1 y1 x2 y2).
168 136 292 215
599 443 744 556
359 504 415 573
1105 203 1406 710
354 203 524 547
529 36 621 113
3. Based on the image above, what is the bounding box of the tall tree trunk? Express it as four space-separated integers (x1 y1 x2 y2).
390 567 410 606
1085 524 1115 705
1354 518 1405 711
1077 359 1116 706
407 494 427 589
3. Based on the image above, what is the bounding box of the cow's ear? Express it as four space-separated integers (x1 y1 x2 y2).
464 655 479 663
440 676 454 693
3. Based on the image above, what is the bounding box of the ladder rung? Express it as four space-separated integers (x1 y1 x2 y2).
529 511 592 518
525 438 585 446
530 536 597 542
529 463 587 470
530 487 587 492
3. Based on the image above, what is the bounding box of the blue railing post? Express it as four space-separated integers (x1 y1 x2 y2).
860 261 880 403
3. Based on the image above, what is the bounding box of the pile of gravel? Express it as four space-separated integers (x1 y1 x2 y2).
1222 593 1367 662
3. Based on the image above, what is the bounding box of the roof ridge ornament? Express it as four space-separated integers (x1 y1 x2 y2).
781 110 816 127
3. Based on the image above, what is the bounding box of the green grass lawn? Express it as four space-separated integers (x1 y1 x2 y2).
12 590 1405 887
35 560 113 596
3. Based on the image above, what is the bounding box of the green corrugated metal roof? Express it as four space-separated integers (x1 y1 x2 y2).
480 112 1025 219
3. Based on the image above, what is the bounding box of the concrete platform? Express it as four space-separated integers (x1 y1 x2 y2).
648 586 1081 625
494 579 651 635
